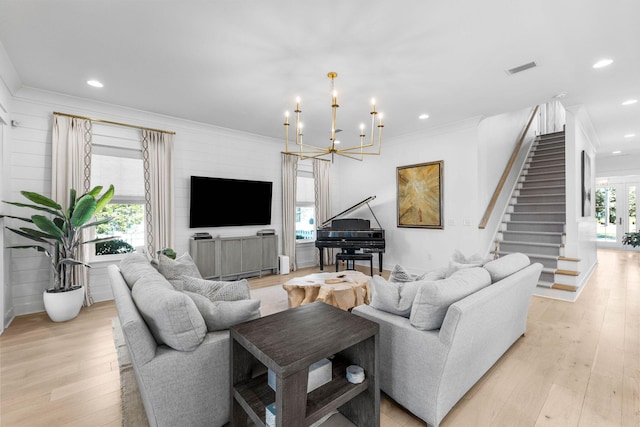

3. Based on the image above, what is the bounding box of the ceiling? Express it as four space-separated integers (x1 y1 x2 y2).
0 1 638 159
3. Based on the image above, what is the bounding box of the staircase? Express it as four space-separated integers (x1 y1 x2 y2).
494 130 580 292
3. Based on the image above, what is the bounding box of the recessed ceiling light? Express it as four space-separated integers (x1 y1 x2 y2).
622 99 638 106
624 133 636 138
418 114 429 120
593 58 613 68
87 79 103 88
612 150 622 154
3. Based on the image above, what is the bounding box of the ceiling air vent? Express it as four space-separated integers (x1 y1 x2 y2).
505 61 537 75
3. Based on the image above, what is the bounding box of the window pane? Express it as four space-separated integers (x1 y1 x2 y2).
94 203 144 255
295 206 315 240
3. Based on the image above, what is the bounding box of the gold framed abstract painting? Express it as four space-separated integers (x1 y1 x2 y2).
397 160 444 229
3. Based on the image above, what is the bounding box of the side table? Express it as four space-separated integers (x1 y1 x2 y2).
230 302 379 426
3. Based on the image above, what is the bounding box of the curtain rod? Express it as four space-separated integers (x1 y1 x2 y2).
53 111 176 135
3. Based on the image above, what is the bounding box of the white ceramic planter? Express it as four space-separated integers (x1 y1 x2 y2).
43 286 84 322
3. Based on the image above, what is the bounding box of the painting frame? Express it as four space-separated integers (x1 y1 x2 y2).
581 150 592 217
397 160 444 229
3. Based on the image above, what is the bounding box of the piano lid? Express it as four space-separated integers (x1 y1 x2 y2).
320 195 382 229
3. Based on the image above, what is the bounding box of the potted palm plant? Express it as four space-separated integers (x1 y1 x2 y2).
1 185 116 322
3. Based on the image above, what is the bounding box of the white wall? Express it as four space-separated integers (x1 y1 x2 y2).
596 153 640 178
5 87 284 315
333 118 487 274
564 106 598 280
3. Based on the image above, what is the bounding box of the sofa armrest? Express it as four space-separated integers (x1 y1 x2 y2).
137 330 231 427
108 264 157 366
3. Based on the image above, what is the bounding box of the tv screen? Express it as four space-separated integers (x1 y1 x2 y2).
190 176 273 228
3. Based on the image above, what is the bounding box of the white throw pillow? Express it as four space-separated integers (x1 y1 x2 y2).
483 253 530 282
184 291 261 331
410 267 492 331
157 253 202 290
369 275 424 317
181 276 251 302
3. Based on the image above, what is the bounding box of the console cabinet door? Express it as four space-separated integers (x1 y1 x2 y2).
220 238 242 276
261 235 278 270
241 237 262 273
189 239 219 278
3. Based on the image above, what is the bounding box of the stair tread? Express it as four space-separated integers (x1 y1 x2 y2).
558 256 580 262
502 230 564 236
493 250 559 260
512 202 566 206
556 269 580 276
537 280 555 288
552 283 578 292
507 220 565 224
500 240 562 247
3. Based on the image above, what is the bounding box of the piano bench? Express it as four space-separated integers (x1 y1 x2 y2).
336 252 374 277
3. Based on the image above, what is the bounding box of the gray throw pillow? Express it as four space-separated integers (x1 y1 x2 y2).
119 252 164 289
184 291 261 331
182 276 251 302
369 275 423 317
157 253 202 290
132 276 207 351
410 267 492 331
483 253 530 282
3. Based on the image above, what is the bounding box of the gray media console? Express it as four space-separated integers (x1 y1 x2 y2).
189 234 278 280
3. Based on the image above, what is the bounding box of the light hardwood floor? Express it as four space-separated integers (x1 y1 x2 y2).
1 249 638 426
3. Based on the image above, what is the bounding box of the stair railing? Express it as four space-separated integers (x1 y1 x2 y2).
478 105 539 229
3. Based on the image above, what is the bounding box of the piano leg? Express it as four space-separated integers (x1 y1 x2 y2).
378 253 383 275
319 249 325 271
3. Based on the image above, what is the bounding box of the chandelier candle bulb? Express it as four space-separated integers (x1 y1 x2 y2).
282 71 383 161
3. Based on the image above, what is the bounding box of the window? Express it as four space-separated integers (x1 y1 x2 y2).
90 125 145 256
296 164 316 241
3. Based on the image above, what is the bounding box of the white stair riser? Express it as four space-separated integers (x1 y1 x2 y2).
554 273 579 286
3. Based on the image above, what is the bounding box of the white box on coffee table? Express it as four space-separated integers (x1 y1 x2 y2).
268 358 332 393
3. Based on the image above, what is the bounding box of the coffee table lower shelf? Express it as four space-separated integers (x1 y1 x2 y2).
233 359 369 427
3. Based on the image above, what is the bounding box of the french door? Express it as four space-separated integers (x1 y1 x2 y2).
596 183 638 247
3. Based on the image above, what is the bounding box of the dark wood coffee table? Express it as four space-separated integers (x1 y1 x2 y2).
230 302 379 427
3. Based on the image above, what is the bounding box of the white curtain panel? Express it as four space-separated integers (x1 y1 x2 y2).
281 153 298 271
52 115 93 305
141 130 175 258
313 158 334 265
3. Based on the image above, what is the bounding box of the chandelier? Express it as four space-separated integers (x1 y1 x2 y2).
283 72 383 161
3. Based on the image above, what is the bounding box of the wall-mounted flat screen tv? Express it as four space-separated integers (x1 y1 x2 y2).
190 176 273 228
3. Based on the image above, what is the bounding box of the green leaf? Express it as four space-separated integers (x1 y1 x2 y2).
0 214 34 224
20 191 62 210
86 186 103 198
5 227 52 244
80 216 113 229
18 227 59 240
83 235 120 245
68 189 77 211
60 258 91 268
95 185 115 213
6 244 52 257
31 215 64 239
2 201 60 217
70 195 97 228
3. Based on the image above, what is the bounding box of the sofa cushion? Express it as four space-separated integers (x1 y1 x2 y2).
369 275 424 317
132 275 207 351
182 276 251 302
184 291 261 331
410 267 492 330
157 253 202 290
483 253 530 283
119 252 166 289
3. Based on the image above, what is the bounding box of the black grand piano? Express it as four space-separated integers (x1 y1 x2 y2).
315 196 385 272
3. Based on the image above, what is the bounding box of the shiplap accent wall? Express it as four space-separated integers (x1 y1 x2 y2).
5 88 286 316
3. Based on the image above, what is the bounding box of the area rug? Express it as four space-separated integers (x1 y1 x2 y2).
111 284 290 426
112 317 149 427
